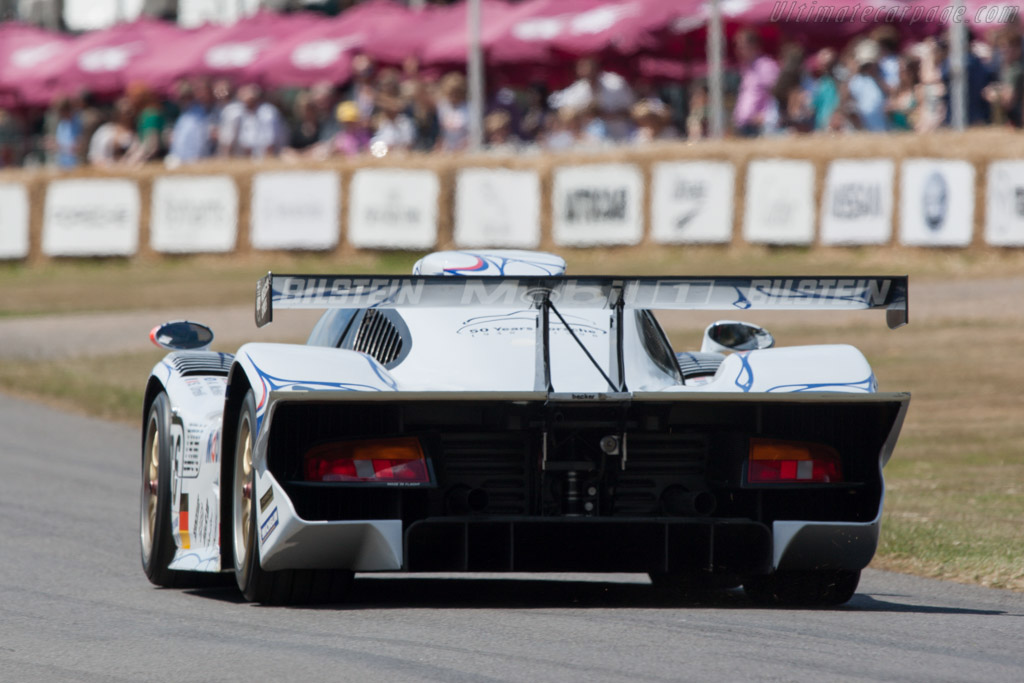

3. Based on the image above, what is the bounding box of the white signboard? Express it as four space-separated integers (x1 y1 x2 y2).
0 183 29 260
348 169 439 250
251 171 340 251
64 0 145 31
150 176 238 253
178 0 259 28
552 164 643 247
651 161 734 244
820 159 894 245
899 159 975 247
743 160 815 245
454 168 541 248
985 160 1024 247
42 179 140 257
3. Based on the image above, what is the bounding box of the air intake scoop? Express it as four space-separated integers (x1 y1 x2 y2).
412 250 566 277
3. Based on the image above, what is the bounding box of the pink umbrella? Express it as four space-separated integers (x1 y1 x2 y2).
359 2 465 65
417 0 690 67
419 0 534 65
668 0 949 52
49 19 187 100
239 1 410 88
0 23 72 106
127 11 322 91
507 0 687 60
1 20 174 106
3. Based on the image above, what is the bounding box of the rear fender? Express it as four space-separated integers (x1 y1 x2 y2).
145 351 233 571
229 343 398 437
685 344 877 394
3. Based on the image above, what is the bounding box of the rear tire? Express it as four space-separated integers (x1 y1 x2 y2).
231 389 353 605
743 569 861 607
140 392 177 586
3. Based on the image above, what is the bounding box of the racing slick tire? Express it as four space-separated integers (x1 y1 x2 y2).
140 392 178 586
231 389 353 605
743 569 861 607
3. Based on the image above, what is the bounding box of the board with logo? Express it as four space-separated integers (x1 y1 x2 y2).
651 162 734 244
985 160 1024 247
552 164 643 247
743 160 815 245
820 160 894 245
899 159 974 247
348 169 439 250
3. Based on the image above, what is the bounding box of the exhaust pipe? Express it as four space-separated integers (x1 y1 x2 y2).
447 485 489 514
661 486 717 517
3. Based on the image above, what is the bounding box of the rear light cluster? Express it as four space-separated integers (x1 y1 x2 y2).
303 437 431 484
747 438 843 484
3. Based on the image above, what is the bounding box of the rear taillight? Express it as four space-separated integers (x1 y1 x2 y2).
747 438 842 484
303 437 431 484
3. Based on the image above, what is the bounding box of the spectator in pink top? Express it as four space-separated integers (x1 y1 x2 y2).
732 29 780 137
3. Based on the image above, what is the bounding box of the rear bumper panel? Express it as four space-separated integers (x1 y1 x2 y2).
404 517 772 575
772 518 881 572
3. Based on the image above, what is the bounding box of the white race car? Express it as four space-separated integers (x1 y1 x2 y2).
140 250 909 605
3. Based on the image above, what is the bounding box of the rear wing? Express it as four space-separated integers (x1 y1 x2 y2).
256 273 909 329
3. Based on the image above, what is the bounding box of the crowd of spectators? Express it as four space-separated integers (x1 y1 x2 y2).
728 23 1023 138
1 21 1023 170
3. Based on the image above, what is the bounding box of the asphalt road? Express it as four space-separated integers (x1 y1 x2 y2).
1 392 1023 683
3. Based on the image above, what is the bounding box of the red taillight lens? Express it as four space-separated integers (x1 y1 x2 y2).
747 438 842 484
303 437 430 484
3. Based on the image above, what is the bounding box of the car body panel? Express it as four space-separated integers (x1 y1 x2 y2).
142 250 910 583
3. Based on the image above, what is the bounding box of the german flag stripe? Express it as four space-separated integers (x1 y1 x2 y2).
179 494 190 550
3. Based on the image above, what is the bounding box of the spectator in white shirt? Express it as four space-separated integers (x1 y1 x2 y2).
547 57 635 141
370 94 416 153
88 98 139 166
436 72 470 152
217 84 287 159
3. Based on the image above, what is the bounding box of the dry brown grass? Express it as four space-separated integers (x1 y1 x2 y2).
2 244 1023 318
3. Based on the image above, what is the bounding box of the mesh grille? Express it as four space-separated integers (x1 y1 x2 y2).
169 352 233 377
352 310 403 366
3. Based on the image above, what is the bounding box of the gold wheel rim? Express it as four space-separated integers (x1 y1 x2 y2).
234 417 253 571
141 415 159 564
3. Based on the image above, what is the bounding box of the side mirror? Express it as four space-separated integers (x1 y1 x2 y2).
701 320 774 354
149 321 214 351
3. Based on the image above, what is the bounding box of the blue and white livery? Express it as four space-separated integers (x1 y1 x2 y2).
140 250 910 606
